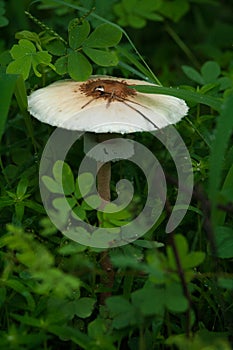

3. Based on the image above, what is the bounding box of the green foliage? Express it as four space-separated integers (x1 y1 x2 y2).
114 0 163 28
0 0 233 349
0 0 8 27
5 16 122 81
55 19 122 80
0 73 27 141
167 330 232 350
7 39 55 80
114 0 192 28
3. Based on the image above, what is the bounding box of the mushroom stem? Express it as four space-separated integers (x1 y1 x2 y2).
97 135 114 304
97 162 111 204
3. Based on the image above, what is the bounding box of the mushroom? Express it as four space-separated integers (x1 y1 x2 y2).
28 75 188 133
28 75 189 303
28 75 188 205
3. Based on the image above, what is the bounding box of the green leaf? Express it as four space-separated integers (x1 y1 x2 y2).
117 46 156 82
167 234 188 270
165 282 188 312
15 30 41 46
132 85 222 111
68 51 92 81
42 175 63 194
128 14 146 28
14 73 28 111
0 287 6 307
0 74 19 141
83 47 118 66
0 198 14 208
216 163 233 225
7 39 54 80
5 279 35 310
214 226 233 258
218 278 233 290
71 206 86 220
31 51 55 77
201 61 221 84
81 195 101 210
23 200 46 213
52 197 76 211
53 160 75 195
47 325 91 348
58 242 86 255
114 0 162 28
133 239 164 249
182 251 205 269
182 65 204 85
208 93 233 220
11 314 43 327
88 318 106 339
74 297 96 318
69 20 90 49
45 39 66 56
55 55 68 75
7 56 31 80
167 235 205 271
0 1 8 27
131 285 164 316
106 296 136 329
159 0 190 22
83 23 122 48
75 172 95 199
16 178 28 198
0 73 27 142
5 278 27 294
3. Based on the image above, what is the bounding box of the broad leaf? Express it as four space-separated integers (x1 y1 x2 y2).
53 161 75 195
83 47 118 66
0 73 27 141
182 65 204 85
83 23 122 48
133 85 222 111
7 39 54 80
75 172 95 199
42 175 63 194
214 226 233 258
68 51 92 81
55 55 68 75
74 297 96 318
69 20 90 49
201 61 221 84
208 93 233 222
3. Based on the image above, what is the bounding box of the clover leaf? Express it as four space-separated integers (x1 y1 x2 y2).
114 0 163 28
7 39 55 80
54 19 122 81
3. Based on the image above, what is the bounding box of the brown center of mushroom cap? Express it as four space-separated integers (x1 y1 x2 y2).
79 79 137 101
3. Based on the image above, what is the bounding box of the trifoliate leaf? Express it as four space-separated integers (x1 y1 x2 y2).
7 39 54 80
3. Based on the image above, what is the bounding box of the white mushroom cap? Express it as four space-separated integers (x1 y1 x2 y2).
28 76 188 133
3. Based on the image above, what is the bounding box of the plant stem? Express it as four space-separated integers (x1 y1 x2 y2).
97 135 114 304
165 23 201 70
165 199 192 337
